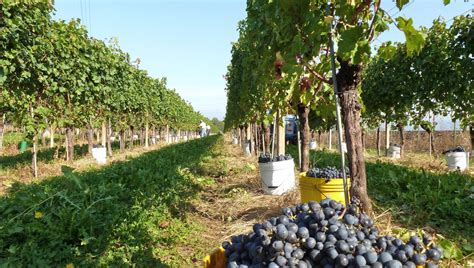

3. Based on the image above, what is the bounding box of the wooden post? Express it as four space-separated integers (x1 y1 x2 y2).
101 122 106 147
107 118 112 157
277 112 285 156
452 119 456 147
50 125 55 148
328 129 332 150
271 118 276 157
385 121 390 156
0 114 5 152
32 135 38 178
297 120 302 170
376 127 381 157
254 123 259 155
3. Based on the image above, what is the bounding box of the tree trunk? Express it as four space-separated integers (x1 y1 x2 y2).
66 126 74 162
107 119 112 157
145 122 149 148
297 103 310 172
129 127 134 150
87 125 94 156
166 125 170 144
376 127 381 157
361 129 366 151
41 130 46 147
318 130 322 148
254 124 259 155
396 123 405 157
470 124 474 154
337 59 371 213
263 123 270 154
119 130 125 153
32 134 38 178
430 131 436 155
239 125 244 145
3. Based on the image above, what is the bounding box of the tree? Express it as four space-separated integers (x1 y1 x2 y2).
223 0 452 212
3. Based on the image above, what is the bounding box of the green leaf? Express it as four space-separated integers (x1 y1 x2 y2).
443 0 450 5
378 44 397 60
396 0 410 10
353 40 371 65
396 17 425 55
337 25 364 59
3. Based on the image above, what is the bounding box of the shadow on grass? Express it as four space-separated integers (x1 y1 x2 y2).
287 146 474 252
0 135 222 267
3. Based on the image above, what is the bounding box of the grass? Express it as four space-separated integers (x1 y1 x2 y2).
1 135 472 266
288 145 474 263
0 135 222 266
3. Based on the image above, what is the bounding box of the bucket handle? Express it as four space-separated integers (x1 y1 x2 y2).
314 184 329 199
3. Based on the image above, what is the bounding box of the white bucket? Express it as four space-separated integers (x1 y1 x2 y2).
309 140 317 150
259 159 296 195
337 142 347 153
232 138 238 145
445 152 469 171
151 137 156 144
243 142 251 155
387 145 401 158
92 147 107 164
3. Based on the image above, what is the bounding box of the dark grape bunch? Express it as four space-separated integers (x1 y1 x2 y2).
442 146 465 154
306 166 349 180
223 198 443 268
259 154 293 163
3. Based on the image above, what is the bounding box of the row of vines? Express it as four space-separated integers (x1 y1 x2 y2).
0 1 209 176
362 16 473 156
223 0 472 212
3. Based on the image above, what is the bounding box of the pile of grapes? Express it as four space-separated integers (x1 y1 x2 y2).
306 167 349 180
223 198 443 267
442 146 466 154
259 154 293 163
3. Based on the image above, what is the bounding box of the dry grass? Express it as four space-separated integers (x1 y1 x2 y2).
190 135 299 259
362 148 474 173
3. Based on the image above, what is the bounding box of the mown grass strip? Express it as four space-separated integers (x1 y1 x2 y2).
0 135 223 266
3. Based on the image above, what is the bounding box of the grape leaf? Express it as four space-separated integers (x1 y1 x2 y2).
396 0 410 10
396 17 425 55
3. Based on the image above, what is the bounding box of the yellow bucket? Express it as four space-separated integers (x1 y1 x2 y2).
299 172 350 206
203 247 226 268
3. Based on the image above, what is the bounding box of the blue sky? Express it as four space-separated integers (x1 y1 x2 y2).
53 0 472 124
